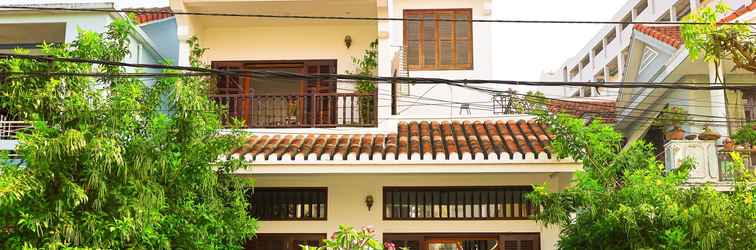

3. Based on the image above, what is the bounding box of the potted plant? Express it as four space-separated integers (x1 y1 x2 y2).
653 106 689 141
723 138 735 151
732 122 756 152
698 125 721 140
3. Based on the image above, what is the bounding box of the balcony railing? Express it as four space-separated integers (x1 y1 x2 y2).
717 150 756 181
665 140 756 185
0 120 31 141
1 120 31 159
210 92 378 128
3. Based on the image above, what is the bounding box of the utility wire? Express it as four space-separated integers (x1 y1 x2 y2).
4 70 750 122
2 53 751 122
0 5 753 26
4 52 756 90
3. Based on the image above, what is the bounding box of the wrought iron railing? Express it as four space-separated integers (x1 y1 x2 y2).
0 120 31 141
717 150 756 181
210 92 378 128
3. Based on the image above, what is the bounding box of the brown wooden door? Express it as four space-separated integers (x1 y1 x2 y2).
304 60 337 126
211 61 250 126
385 234 537 250
499 234 539 250
246 234 325 250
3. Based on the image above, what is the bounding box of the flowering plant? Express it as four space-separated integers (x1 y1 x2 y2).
301 225 409 250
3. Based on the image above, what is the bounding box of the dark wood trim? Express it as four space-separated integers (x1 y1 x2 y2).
384 233 540 250
247 233 327 250
248 187 328 221
403 9 474 71
382 186 535 221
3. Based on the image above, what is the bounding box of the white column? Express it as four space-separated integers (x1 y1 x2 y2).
708 62 729 138
376 0 394 124
617 53 625 81
690 0 700 11
616 24 623 44
670 6 678 22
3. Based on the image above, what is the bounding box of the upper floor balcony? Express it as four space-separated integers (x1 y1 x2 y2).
665 140 756 190
210 60 378 129
0 118 31 158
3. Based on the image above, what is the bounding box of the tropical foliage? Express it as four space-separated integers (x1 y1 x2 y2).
681 3 756 73
529 113 756 249
0 19 257 249
302 225 406 250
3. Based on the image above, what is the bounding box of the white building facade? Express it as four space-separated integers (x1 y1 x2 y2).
539 0 753 99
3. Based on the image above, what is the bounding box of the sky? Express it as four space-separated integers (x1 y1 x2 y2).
491 0 628 81
5 0 629 81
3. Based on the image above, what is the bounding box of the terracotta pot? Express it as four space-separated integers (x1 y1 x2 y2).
698 127 721 141
665 127 685 141
723 138 735 151
751 145 756 153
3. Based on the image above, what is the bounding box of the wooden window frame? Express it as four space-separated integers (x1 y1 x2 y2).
384 233 540 250
247 233 327 250
404 9 473 71
248 187 328 221
383 186 536 221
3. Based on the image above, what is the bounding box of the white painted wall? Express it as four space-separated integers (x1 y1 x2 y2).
248 172 571 250
540 0 753 99
196 23 377 76
378 0 495 118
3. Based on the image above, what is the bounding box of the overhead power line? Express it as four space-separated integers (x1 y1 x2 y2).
1 53 752 123
4 52 756 90
0 5 754 26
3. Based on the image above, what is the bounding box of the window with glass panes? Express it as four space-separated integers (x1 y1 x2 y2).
248 188 327 220
404 9 473 70
383 186 536 220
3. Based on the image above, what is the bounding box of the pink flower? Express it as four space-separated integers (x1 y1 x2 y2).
384 242 396 250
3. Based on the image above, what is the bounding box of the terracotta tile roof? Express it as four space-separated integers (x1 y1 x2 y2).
720 2 756 23
548 99 616 123
633 2 756 49
230 119 556 162
128 7 173 24
633 24 682 48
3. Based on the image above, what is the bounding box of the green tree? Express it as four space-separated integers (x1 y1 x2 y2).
348 39 379 125
681 3 756 73
0 19 257 249
529 113 756 249
302 225 404 250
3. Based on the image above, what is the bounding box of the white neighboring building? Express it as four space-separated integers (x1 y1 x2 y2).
539 0 754 99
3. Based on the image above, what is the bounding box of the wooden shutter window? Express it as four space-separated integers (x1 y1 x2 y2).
404 9 473 70
383 186 536 220
249 188 327 221
500 234 540 250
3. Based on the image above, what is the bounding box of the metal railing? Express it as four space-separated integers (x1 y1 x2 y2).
717 150 756 181
210 92 378 128
0 120 31 140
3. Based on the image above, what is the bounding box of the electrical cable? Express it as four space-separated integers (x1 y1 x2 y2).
0 5 753 26
3 70 750 122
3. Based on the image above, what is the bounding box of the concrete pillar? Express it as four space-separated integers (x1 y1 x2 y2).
690 0 700 11
376 0 394 123
708 62 729 138
616 24 623 44
617 53 625 81
670 6 678 22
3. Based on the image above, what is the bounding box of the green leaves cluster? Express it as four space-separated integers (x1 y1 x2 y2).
681 3 756 73
652 106 689 129
302 225 393 250
530 113 756 249
0 19 256 249
732 122 756 145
